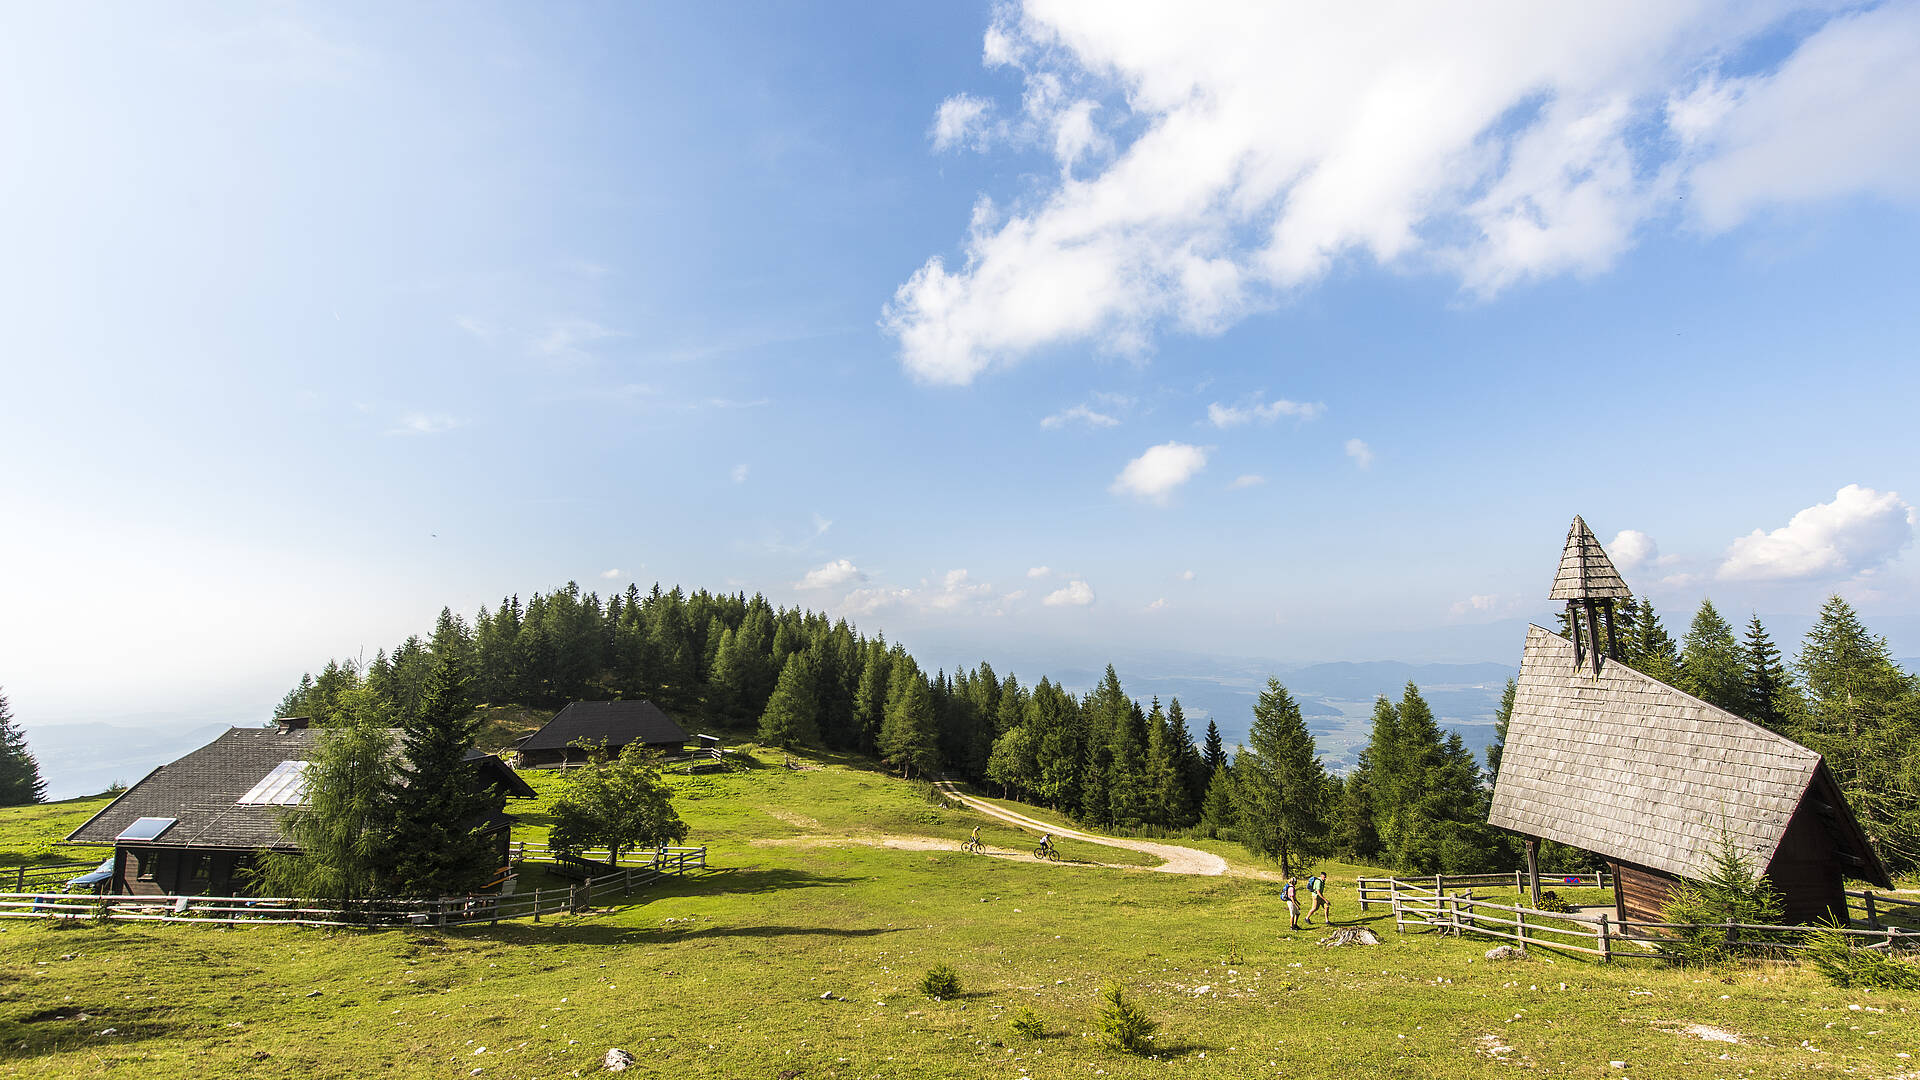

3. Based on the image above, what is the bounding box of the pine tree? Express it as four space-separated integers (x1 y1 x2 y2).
1202 720 1226 776
1486 677 1517 776
1625 599 1684 686
1681 599 1747 714
380 656 499 898
1106 703 1149 830
0 688 47 806
1197 762 1238 840
1166 699 1206 825
759 651 823 750
853 640 894 756
879 660 940 779
1742 614 1793 732
1230 678 1328 874
1328 757 1379 860
1144 699 1193 829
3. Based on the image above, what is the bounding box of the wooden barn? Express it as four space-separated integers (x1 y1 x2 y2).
513 700 689 768
1488 517 1890 925
62 718 535 897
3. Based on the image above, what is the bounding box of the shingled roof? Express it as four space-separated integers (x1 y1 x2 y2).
518 700 688 753
64 727 534 851
65 727 321 851
1488 626 1889 887
1547 515 1632 601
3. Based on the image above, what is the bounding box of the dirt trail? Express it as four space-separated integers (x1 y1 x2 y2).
934 781 1228 876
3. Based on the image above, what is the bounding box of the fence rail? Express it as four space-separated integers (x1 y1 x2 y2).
1357 870 1610 911
0 847 707 929
1370 876 1916 963
5 862 100 893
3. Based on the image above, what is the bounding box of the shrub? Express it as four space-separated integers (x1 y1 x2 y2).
1008 1007 1046 1039
1806 923 1920 990
1659 832 1784 966
1534 890 1571 913
1096 983 1159 1055
919 963 961 999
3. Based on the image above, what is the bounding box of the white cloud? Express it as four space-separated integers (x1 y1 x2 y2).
1344 439 1373 469
600 568 623 580
885 3 1920 384
1043 579 1096 607
811 513 833 537
1146 597 1168 612
1111 442 1208 503
841 586 912 616
1451 594 1501 616
796 559 866 591
1027 566 1052 578
1179 569 1195 581
1002 589 1027 603
932 93 994 152
1229 473 1266 489
1609 529 1659 572
841 569 997 616
1718 484 1917 582
731 464 750 484
1206 395 1325 428
391 411 460 436
1040 403 1121 430
924 568 995 612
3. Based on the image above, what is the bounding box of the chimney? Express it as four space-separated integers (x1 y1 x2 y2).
275 716 312 731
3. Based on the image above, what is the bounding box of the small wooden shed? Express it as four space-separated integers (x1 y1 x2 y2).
513 700 689 769
1488 518 1890 924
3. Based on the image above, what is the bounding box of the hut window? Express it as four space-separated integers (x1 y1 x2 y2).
135 851 163 882
187 854 212 881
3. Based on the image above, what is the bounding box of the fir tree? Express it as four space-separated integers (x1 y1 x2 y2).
1230 678 1328 874
1486 676 1517 775
0 688 47 806
1202 720 1227 776
1681 598 1747 714
1742 614 1793 732
1106 703 1149 830
380 656 499 898
1625 598 1684 685
759 650 823 750
879 660 940 779
1197 762 1237 840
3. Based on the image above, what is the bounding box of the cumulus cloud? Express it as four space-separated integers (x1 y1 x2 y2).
600 568 623 580
1027 566 1052 578
1451 594 1502 616
932 93 994 152
1111 442 1208 502
1043 579 1096 607
796 559 866 590
840 568 998 616
1609 529 1660 572
731 463 750 484
1344 439 1373 469
1718 485 1917 582
1229 473 1266 489
1041 403 1121 429
884 3 1920 384
1206 395 1325 428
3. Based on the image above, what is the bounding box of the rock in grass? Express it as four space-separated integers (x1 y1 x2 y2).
604 1047 636 1072
1318 928 1380 947
1485 945 1524 960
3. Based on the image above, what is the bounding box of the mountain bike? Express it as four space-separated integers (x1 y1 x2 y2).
1033 839 1059 861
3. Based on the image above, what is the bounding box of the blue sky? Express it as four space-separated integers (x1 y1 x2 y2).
4 2 1920 730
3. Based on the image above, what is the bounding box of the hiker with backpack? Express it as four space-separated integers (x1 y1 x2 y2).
1304 870 1332 926
1283 876 1300 929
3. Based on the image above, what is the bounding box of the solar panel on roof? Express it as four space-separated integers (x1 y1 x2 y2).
117 817 176 841
237 760 311 806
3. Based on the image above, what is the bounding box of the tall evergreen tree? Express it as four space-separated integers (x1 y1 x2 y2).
1166 699 1207 822
1201 720 1227 776
1106 702 1149 829
1681 599 1747 714
1486 677 1517 776
759 650 823 750
1230 678 1328 874
0 688 47 806
1197 761 1238 840
381 657 498 898
1742 613 1793 732
257 689 396 907
1624 598 1684 686
879 659 940 779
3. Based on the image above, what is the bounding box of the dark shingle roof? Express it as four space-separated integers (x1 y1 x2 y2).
517 701 688 753
1488 626 1890 887
65 727 322 851
1547 515 1632 602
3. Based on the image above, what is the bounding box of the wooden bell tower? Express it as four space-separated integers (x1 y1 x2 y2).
1548 515 1632 675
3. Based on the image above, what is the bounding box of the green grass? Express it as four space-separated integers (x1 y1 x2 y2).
1 748 1916 1078
0 796 113 868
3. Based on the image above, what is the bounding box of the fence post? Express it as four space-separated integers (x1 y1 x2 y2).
1515 869 1524 898
1598 913 1611 962
1435 874 1444 894
1866 892 1881 930
534 888 542 922
1514 906 1526 951
1394 898 1404 934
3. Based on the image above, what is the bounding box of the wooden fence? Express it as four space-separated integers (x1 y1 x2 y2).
0 847 706 929
1357 870 1610 912
1371 876 1917 963
5 862 101 893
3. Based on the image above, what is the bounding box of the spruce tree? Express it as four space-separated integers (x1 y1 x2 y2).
879 660 940 779
1486 676 1517 776
1106 704 1149 830
0 688 47 806
1230 678 1328 874
759 650 823 750
1197 762 1237 840
1741 614 1793 732
1202 720 1227 776
1797 596 1920 871
1681 599 1747 714
1625 599 1684 685
381 656 499 898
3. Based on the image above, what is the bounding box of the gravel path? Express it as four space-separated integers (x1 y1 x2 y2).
934 780 1229 876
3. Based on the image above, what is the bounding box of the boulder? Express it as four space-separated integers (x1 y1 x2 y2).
604 1047 636 1072
1484 945 1524 961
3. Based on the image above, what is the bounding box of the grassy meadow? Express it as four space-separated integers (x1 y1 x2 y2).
0 748 1916 1079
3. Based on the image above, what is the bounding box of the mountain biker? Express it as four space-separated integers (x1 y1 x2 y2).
968 825 982 851
1037 833 1054 859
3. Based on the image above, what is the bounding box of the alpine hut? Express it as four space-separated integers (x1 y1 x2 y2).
1487 517 1890 925
512 700 689 769
62 718 535 897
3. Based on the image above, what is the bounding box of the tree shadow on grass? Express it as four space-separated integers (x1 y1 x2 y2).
0 1002 187 1062
565 922 913 946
